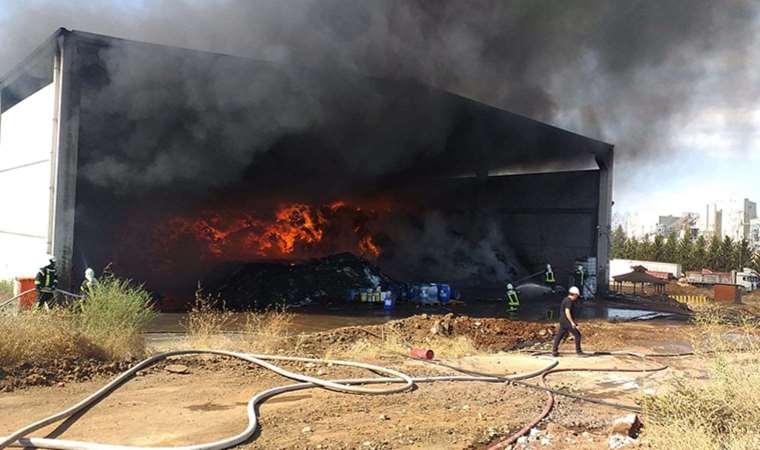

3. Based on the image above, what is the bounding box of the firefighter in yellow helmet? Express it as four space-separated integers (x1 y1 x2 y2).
544 264 556 292
574 265 586 298
506 283 520 315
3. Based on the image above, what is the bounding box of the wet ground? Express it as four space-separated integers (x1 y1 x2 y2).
147 283 683 334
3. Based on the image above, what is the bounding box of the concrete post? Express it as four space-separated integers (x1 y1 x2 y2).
52 32 81 290
595 147 614 296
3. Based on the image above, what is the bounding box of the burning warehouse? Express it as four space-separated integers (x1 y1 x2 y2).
0 29 613 308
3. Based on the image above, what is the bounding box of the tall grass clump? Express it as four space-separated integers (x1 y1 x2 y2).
0 309 101 366
182 287 297 353
182 288 234 349
0 279 13 301
641 306 760 450
74 274 157 359
238 307 294 353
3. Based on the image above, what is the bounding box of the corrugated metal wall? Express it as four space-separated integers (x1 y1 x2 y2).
0 83 56 279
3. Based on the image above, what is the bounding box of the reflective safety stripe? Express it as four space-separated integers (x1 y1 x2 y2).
507 291 520 306
545 272 555 283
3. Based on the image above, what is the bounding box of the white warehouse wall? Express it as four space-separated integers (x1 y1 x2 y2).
0 82 55 280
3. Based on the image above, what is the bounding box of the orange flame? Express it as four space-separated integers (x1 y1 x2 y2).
358 234 380 258
262 203 326 253
160 200 385 261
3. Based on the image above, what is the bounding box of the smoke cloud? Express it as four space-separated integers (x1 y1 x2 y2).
2 1 759 194
378 212 524 285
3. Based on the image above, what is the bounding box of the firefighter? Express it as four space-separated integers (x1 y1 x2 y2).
544 264 556 292
506 283 520 314
574 264 585 297
80 267 97 296
34 257 58 310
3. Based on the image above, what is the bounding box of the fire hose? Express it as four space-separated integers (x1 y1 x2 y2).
467 351 684 450
0 345 696 450
401 350 692 449
0 288 82 310
0 350 559 450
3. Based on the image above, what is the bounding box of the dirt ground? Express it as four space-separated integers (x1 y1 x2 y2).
1 314 713 450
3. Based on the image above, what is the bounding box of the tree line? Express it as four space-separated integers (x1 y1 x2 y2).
611 226 760 273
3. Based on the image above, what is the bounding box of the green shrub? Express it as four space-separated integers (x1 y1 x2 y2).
74 274 157 359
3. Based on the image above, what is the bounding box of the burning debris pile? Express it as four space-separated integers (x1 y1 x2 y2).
159 200 385 264
115 194 525 305
206 253 396 309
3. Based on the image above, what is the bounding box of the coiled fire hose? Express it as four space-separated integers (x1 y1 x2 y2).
0 350 558 450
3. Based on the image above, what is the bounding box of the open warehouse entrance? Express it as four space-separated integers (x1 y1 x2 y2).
0 29 613 310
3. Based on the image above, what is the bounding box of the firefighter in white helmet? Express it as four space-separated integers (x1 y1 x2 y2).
80 267 98 296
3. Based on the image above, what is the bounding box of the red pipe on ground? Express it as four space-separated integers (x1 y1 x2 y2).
485 352 673 449
410 348 434 360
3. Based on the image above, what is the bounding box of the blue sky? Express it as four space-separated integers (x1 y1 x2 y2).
612 105 760 223
616 153 758 224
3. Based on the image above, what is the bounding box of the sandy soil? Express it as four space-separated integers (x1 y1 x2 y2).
1 317 711 450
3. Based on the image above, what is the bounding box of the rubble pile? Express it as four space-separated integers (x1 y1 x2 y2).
389 313 555 351
206 252 397 309
294 314 555 355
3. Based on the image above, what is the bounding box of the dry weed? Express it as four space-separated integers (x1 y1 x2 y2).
237 308 294 354
641 307 760 449
0 279 13 301
0 310 102 366
182 289 235 349
181 291 298 354
0 274 155 365
330 326 478 360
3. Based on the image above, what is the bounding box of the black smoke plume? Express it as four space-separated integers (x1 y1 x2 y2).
1 1 758 193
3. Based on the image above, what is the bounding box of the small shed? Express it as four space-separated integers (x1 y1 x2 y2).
612 265 667 295
714 283 741 303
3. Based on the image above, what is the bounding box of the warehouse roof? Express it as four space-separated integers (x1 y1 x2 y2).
1 28 613 177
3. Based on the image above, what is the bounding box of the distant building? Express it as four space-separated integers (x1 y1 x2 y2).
657 213 699 238
720 198 756 241
704 198 756 241
750 218 760 251
705 203 723 239
743 198 757 241
656 215 680 236
612 211 654 239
